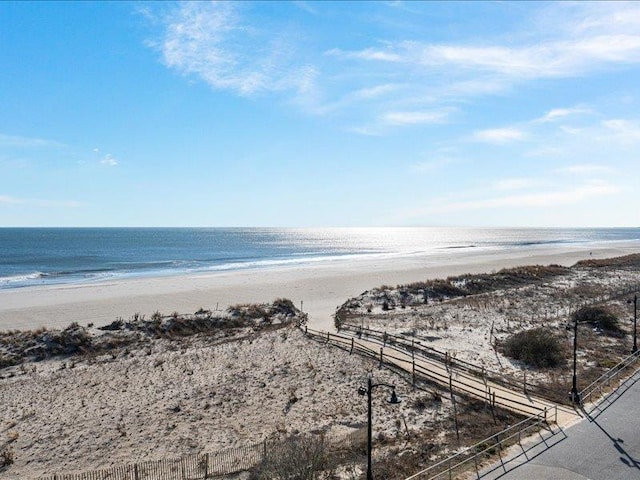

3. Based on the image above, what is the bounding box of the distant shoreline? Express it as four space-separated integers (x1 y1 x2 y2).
2 227 639 290
0 240 639 333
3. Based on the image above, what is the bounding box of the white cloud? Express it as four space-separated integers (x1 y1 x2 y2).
601 118 640 143
149 1 640 133
556 164 617 176
472 127 527 144
493 178 544 191
325 47 402 62
157 2 317 97
410 158 455 173
100 154 118 167
381 110 450 126
0 133 65 148
337 31 640 79
410 181 620 217
536 106 591 123
0 195 80 208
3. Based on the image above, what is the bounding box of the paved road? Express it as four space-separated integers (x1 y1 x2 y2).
480 368 640 480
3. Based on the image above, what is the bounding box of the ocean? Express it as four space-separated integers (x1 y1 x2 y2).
1 227 638 289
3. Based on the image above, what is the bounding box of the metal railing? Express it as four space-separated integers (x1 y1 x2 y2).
579 350 640 411
403 407 559 480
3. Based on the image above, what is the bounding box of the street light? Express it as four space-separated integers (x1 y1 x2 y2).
357 376 401 480
570 316 581 404
627 294 637 354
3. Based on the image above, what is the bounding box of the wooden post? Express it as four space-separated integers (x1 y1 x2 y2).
350 337 354 355
383 331 387 347
491 392 497 425
449 375 460 445
134 464 140 480
379 347 383 368
203 453 209 479
474 448 480 479
412 359 416 390
326 331 330 343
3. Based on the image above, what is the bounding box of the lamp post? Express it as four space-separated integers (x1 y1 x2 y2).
570 316 580 404
628 295 637 354
358 377 401 480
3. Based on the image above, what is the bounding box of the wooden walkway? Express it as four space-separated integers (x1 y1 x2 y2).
304 326 580 426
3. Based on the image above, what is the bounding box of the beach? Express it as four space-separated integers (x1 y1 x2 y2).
1 241 639 333
2 241 640 478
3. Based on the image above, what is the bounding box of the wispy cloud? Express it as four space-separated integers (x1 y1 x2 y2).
535 106 591 123
93 148 119 167
100 154 118 167
0 194 81 208
556 164 617 175
493 178 545 191
333 29 640 80
148 1 640 133
472 127 527 144
156 2 317 97
0 133 65 148
381 110 451 126
601 118 640 143
410 157 455 173
409 181 620 217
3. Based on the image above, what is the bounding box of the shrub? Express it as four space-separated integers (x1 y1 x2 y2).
0 446 14 467
502 328 565 368
252 435 333 479
270 298 297 317
572 306 622 334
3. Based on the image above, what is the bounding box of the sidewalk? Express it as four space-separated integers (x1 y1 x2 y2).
478 368 640 479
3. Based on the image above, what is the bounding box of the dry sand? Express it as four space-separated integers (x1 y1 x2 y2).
1 241 638 333
1 241 639 479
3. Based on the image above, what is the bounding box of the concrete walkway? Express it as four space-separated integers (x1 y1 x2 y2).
478 368 640 479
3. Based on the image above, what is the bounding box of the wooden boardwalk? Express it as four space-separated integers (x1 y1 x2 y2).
304 326 580 426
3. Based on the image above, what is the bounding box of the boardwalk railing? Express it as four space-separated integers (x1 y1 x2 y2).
303 326 549 418
402 407 560 480
579 350 640 412
339 323 561 402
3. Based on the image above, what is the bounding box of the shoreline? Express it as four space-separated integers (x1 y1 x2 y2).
1 240 639 333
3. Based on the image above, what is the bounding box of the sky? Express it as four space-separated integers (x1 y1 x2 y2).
1 1 639 228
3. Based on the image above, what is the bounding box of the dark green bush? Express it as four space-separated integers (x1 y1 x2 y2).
572 306 622 334
503 328 565 368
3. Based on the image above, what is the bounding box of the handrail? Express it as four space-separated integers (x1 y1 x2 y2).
340 323 563 401
579 350 640 406
304 326 548 417
403 406 557 480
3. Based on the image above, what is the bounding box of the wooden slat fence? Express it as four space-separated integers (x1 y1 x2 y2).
38 429 366 480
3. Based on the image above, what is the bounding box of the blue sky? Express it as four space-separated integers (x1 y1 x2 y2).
1 1 639 227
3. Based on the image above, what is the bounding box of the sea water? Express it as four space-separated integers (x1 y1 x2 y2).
0 227 638 289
